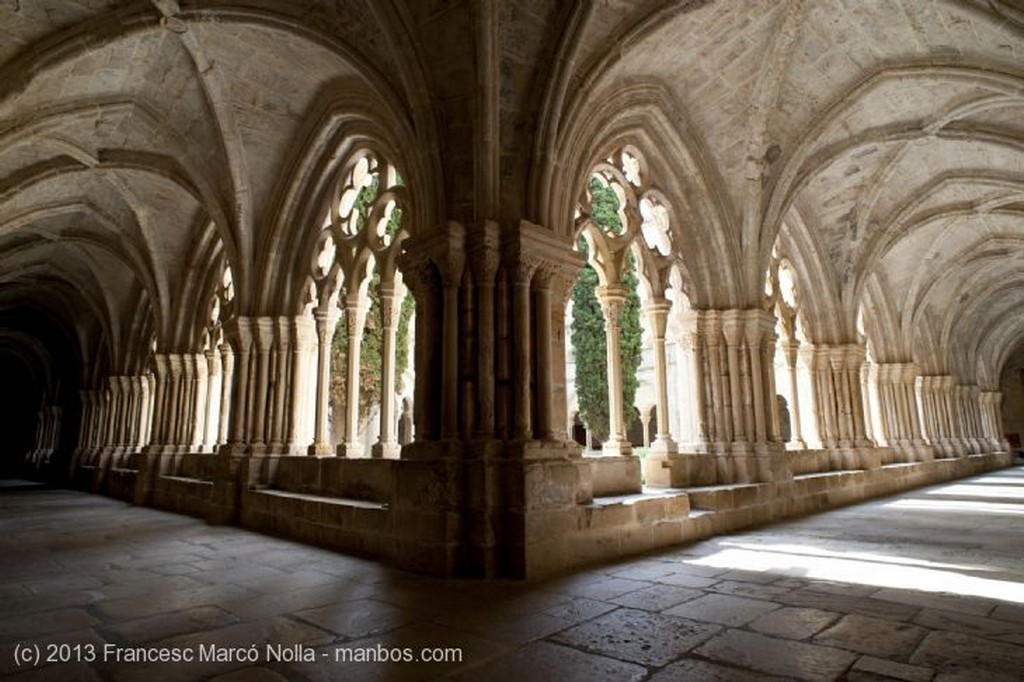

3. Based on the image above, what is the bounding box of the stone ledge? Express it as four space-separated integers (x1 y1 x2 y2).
252 488 388 510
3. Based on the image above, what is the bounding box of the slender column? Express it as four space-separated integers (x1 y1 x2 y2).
534 279 555 440
289 316 316 451
820 350 839 446
646 301 677 453
217 344 234 447
127 377 142 448
597 285 631 456
373 284 403 458
251 318 274 447
471 230 499 437
706 316 728 442
846 346 869 445
178 356 192 447
744 320 767 443
202 349 221 451
270 318 291 449
783 342 805 447
340 299 368 456
721 316 745 442
495 272 510 439
442 278 461 440
144 374 155 445
310 310 339 455
227 318 253 446
76 390 90 453
138 375 151 448
103 377 118 448
687 319 708 443
189 354 207 451
763 325 781 442
165 355 183 448
512 262 535 440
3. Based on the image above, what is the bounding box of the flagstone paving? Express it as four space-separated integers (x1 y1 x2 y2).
2 467 1024 681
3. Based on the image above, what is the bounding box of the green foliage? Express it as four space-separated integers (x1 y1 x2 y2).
570 177 643 444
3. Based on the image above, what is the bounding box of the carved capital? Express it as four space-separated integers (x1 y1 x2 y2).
469 219 501 286
596 285 627 328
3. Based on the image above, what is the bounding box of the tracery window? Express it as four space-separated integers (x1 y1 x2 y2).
306 150 414 458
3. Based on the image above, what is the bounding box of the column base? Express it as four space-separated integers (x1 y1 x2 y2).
371 441 402 459
644 451 717 487
648 437 678 456
827 447 860 471
585 454 641 495
339 442 365 458
601 438 632 457
307 442 335 456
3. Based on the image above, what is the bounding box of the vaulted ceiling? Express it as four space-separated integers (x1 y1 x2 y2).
1 0 1022 404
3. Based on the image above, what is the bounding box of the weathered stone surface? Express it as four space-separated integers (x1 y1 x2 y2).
664 592 780 627
647 657 789 682
609 584 703 612
749 606 840 640
914 608 1024 646
848 655 933 682
695 629 858 681
813 613 928 658
910 630 1024 674
552 608 720 666
450 641 646 682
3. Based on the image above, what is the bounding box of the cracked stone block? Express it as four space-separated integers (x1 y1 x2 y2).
813 613 928 658
552 607 720 667
664 592 780 627
695 628 858 681
749 606 841 640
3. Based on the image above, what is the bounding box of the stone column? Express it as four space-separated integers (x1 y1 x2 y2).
227 317 253 449
138 374 152 449
512 260 535 440
252 318 275 448
470 225 500 437
288 316 317 453
534 276 555 440
217 344 234 447
144 374 155 446
705 314 728 443
597 285 631 456
782 341 805 447
721 315 746 443
372 282 404 458
166 355 183 449
340 298 368 457
269 317 292 450
202 349 221 451
190 353 208 452
744 320 767 444
441 267 463 441
310 309 339 455
645 301 677 454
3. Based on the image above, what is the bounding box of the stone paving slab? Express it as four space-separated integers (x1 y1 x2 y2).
695 628 859 680
1 467 1024 680
551 607 721 666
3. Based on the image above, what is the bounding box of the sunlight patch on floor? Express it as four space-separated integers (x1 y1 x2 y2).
684 543 1024 604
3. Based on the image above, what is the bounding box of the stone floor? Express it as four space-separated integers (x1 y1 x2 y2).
2 468 1024 682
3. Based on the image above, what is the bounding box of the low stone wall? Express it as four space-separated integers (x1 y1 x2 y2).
79 445 1014 580
525 451 1013 578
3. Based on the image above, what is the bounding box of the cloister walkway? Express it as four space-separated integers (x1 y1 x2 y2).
2 467 1024 681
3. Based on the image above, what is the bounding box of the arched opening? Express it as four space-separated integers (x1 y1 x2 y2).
308 150 416 459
